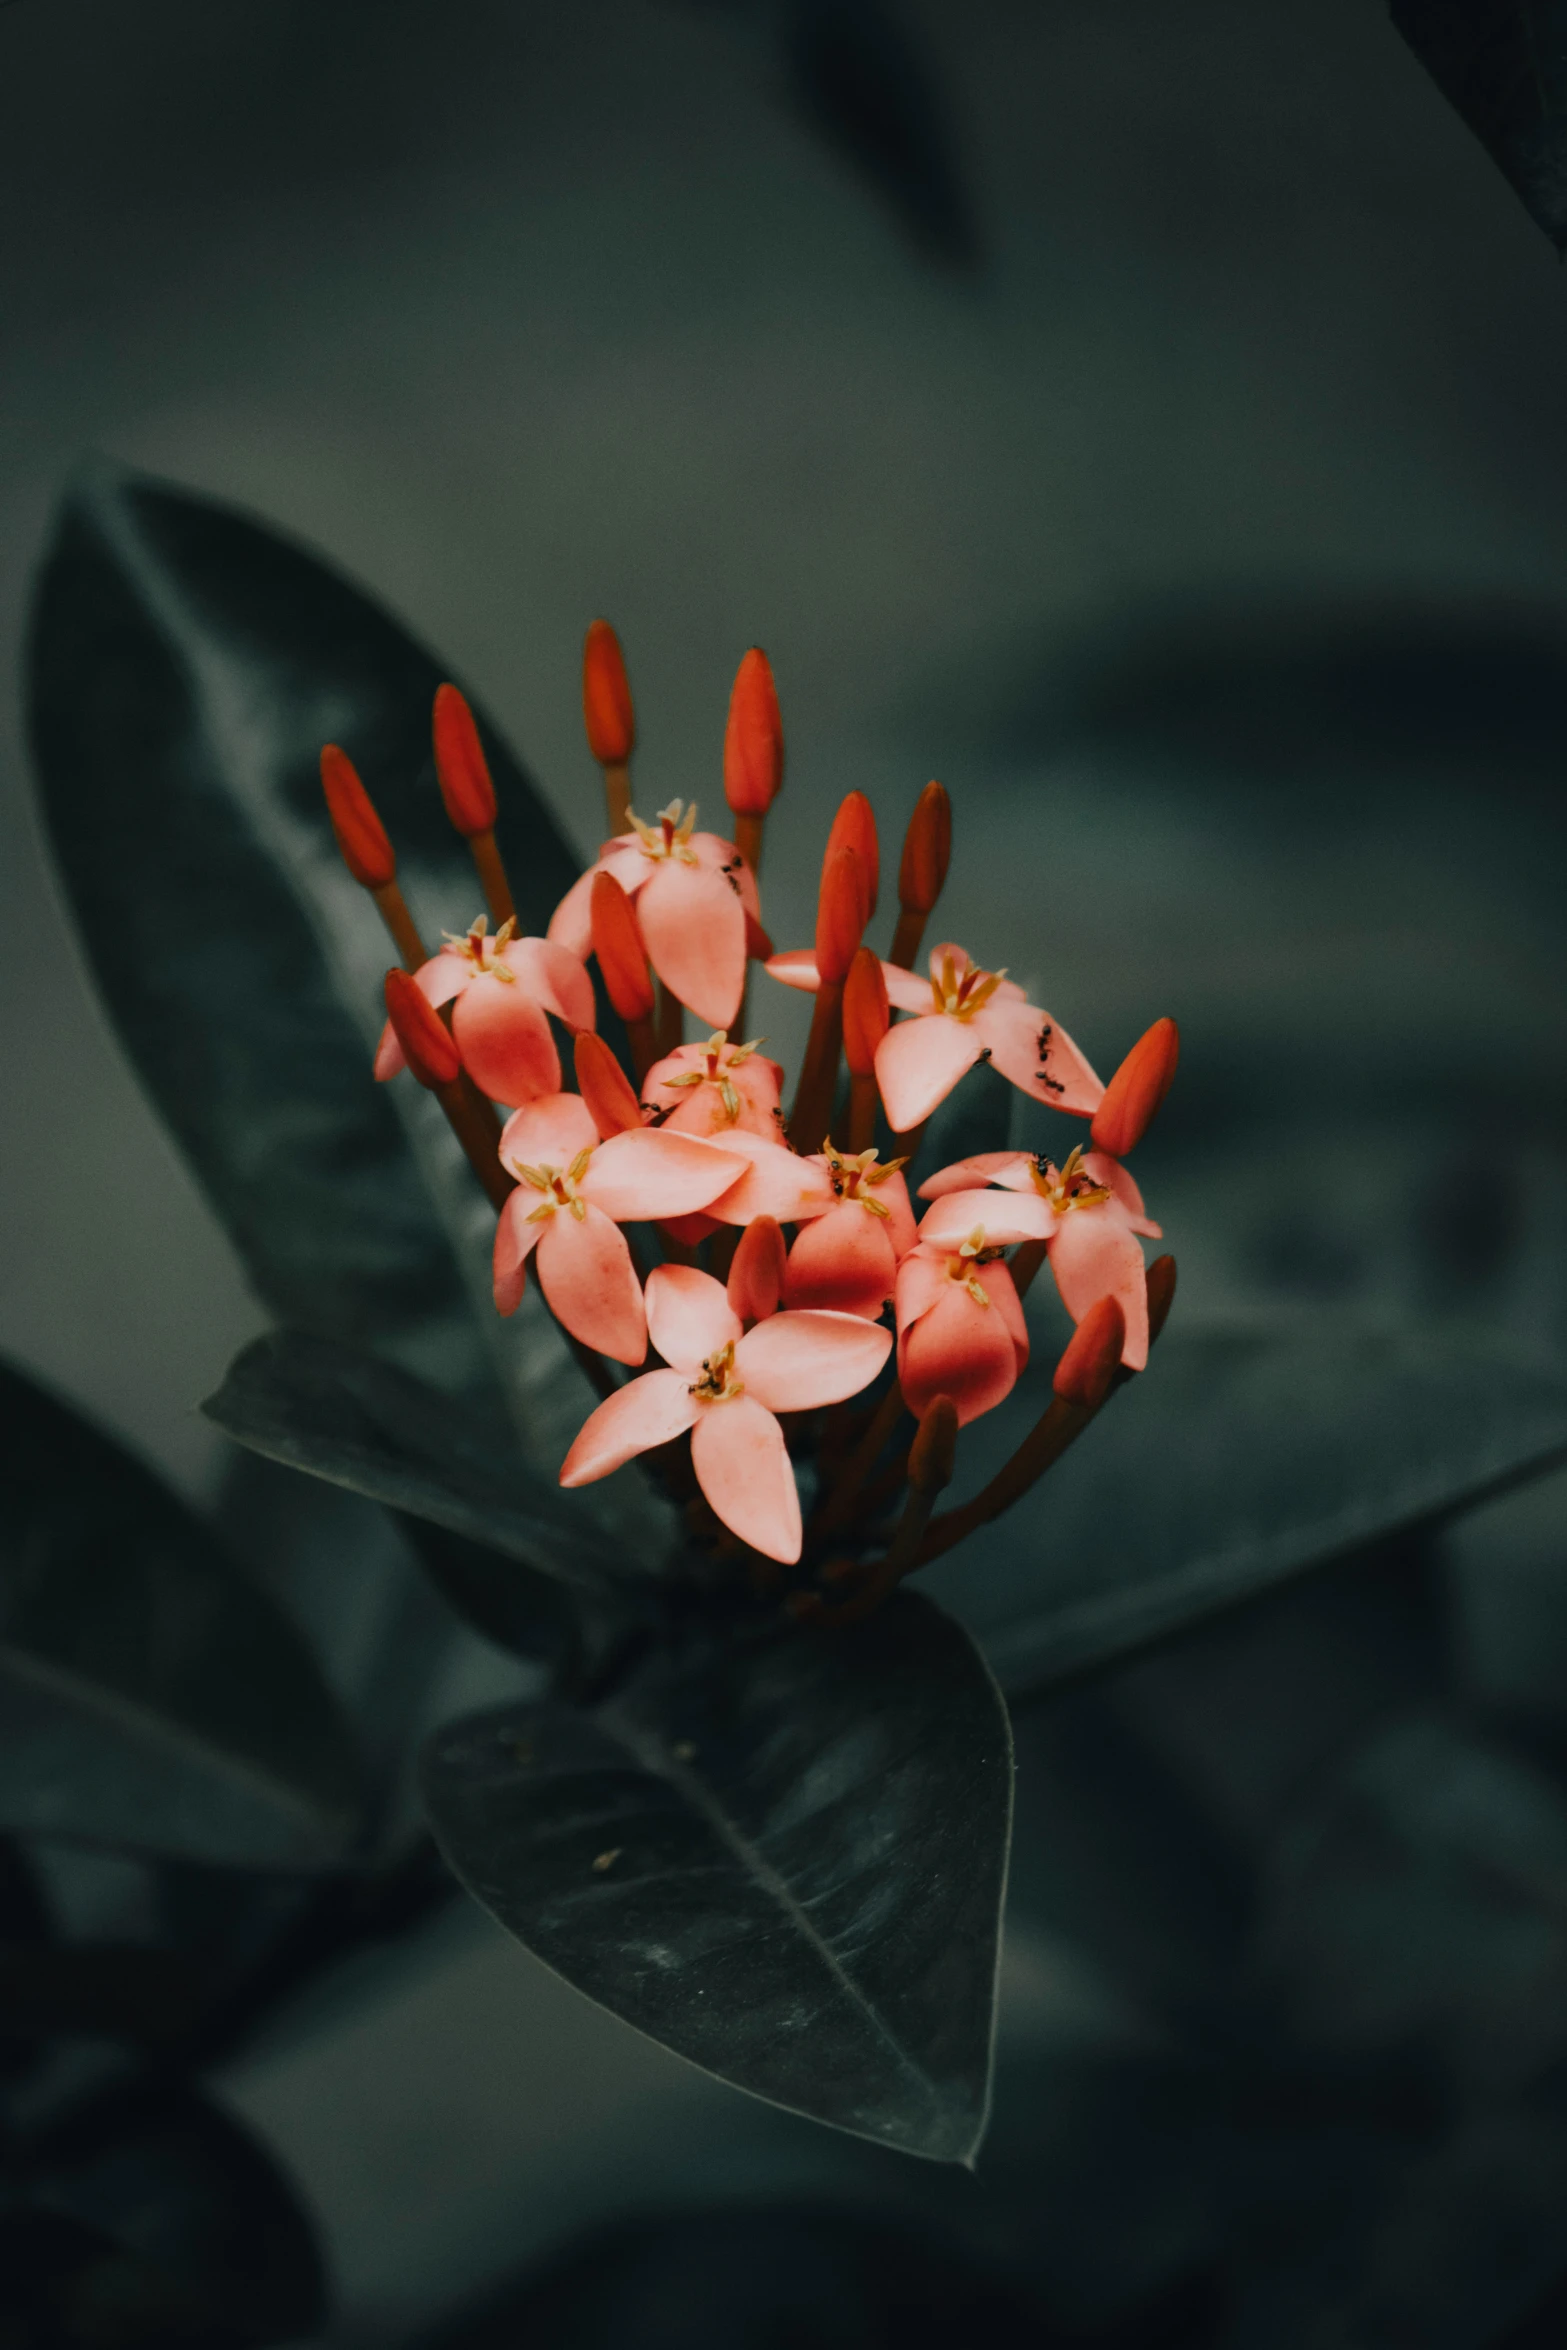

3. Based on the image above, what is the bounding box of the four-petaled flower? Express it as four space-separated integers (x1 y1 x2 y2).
766 941 1102 1132
894 1229 1030 1425
492 1094 747 1362
782 1143 917 1319
643 1030 785 1140
918 1144 1161 1368
375 915 595 1105
560 1264 891 1561
549 800 766 1030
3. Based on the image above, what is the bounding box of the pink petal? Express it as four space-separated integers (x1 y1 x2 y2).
637 858 746 1030
882 963 938 1014
977 1258 1030 1372
737 1306 892 1412
498 1092 598 1174
1048 1208 1149 1371
545 866 600 960
373 953 471 1079
1082 1149 1163 1239
763 948 821 994
918 1151 1036 1201
644 1263 741 1376
452 976 561 1106
898 1281 1021 1426
491 1189 546 1316
560 1369 699 1485
690 1397 802 1563
701 1133 837 1227
582 1129 749 1221
782 1205 899 1319
873 1014 984 1132
659 1211 719 1248
972 997 1103 1118
536 1203 648 1366
501 937 598 1032
877 1168 919 1260
894 1245 950 1333
916 1188 1055 1248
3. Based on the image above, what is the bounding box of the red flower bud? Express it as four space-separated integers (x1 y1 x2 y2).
897 780 952 916
815 844 869 986
383 969 460 1090
1090 1017 1180 1159
320 745 395 889
1052 1294 1126 1410
825 791 879 919
1146 1254 1177 1347
727 1215 787 1326
575 1031 643 1137
432 683 497 838
590 871 656 1022
908 1394 959 1497
842 945 889 1078
723 648 783 817
583 620 636 765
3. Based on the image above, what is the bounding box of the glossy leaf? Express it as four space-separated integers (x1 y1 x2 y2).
421 1592 1011 2162
0 1354 361 1867
1392 1 1567 251
928 1322 1567 1701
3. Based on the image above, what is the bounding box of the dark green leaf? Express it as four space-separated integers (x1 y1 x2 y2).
420 1593 1011 2162
1392 1 1567 251
928 1322 1567 1700
0 1354 361 1867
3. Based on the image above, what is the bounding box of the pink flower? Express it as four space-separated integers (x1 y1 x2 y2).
492 1095 746 1363
375 916 595 1106
918 1145 1161 1370
560 1264 892 1560
691 1131 840 1229
782 1145 917 1319
642 1030 785 1141
895 1234 1030 1425
548 800 766 1030
766 941 1102 1133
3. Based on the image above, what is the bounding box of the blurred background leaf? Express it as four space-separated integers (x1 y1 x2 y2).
1392 1 1567 252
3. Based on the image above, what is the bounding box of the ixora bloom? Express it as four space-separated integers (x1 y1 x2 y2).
919 1146 1161 1370
375 916 595 1105
548 800 767 1031
643 1030 785 1140
560 1264 891 1561
766 942 1102 1132
783 1144 917 1319
895 1234 1030 1425
492 1094 746 1362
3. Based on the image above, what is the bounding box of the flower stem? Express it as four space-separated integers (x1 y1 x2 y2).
811 1375 906 1539
432 1077 513 1211
624 1014 658 1083
1009 1237 1049 1301
370 881 427 972
788 978 844 1153
888 909 926 971
655 980 684 1059
734 810 765 877
847 1072 878 1153
602 759 633 836
468 829 516 930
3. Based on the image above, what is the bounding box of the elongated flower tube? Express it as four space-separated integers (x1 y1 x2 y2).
548 799 763 1031
320 745 426 970
560 1264 891 1561
492 1094 747 1362
895 1235 1029 1425
433 684 515 930
723 647 783 878
918 1145 1161 1370
891 781 952 969
783 1145 916 1319
824 792 879 921
374 916 595 1106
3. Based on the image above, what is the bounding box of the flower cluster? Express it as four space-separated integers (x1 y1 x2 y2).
320 627 1178 1604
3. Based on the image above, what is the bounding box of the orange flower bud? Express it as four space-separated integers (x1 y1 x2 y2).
815 844 869 986
842 945 889 1078
908 1394 959 1497
1090 1017 1180 1159
825 791 879 918
727 1215 787 1326
432 683 497 839
590 871 655 1022
723 648 783 817
575 1031 643 1137
320 745 395 889
1052 1294 1126 1410
897 780 952 916
383 969 460 1090
583 620 635 765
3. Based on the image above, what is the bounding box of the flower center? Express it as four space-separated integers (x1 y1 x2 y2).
930 951 1006 1021
1027 1144 1112 1215
629 799 701 866
443 913 519 980
689 1340 745 1403
660 1030 764 1125
945 1226 1004 1304
821 1140 907 1217
514 1146 595 1221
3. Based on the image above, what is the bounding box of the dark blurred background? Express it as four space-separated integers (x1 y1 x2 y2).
7 3 1567 2343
